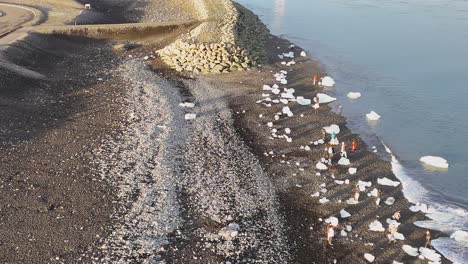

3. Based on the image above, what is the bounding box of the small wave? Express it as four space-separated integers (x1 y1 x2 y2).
382 141 468 263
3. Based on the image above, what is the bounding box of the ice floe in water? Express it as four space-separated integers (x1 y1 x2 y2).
185 113 197 120
450 230 468 244
419 247 441 263
366 111 381 121
402 245 419 256
300 51 307 57
377 177 400 187
409 203 430 213
420 156 449 169
340 209 351 218
364 253 375 263
369 220 385 232
321 76 335 87
323 124 340 134
317 93 337 104
347 92 362 99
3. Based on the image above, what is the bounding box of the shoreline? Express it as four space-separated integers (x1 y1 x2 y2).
0 0 453 263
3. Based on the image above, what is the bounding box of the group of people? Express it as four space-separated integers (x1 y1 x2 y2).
320 128 358 167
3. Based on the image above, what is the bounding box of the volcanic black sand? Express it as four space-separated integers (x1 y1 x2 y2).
0 1 450 263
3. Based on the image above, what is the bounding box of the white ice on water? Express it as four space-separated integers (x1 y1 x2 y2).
347 92 362 99
450 230 468 244
366 111 381 121
420 156 449 169
409 203 430 213
300 51 307 57
321 76 335 87
317 93 337 104
296 96 311 105
419 247 442 263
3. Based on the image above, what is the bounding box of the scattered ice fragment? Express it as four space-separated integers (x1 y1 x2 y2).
419 247 441 262
305 146 311 151
346 198 359 204
409 203 429 213
393 232 405 240
341 230 347 237
348 167 357 174
450 230 468 244
296 96 312 105
366 111 381 121
317 93 337 104
320 188 327 193
378 177 400 187
218 223 240 240
283 51 294 58
185 113 197 120
311 192 320 197
267 122 273 127
335 180 344 185
420 156 449 169
402 245 419 256
263 85 272 90
316 162 328 171
364 253 375 263
347 92 362 99
369 188 378 197
323 124 340 134
179 102 195 108
346 225 352 232
325 216 339 226
319 197 329 204
369 220 385 232
321 76 335 87
357 180 372 191
392 261 403 264
385 197 395 205
338 157 350 166
340 209 351 218
285 128 291 134
300 51 307 57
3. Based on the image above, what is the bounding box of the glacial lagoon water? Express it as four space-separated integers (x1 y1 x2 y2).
236 0 468 262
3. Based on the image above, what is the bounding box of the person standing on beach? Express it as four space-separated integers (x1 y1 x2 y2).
425 230 431 248
351 139 358 152
313 95 320 113
340 142 347 158
326 224 335 246
313 74 318 86
375 189 382 207
330 132 339 146
321 128 327 141
353 185 360 202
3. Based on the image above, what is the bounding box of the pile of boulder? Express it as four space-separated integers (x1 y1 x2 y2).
158 40 256 74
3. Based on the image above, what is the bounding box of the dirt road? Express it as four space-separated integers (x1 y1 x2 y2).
0 3 36 37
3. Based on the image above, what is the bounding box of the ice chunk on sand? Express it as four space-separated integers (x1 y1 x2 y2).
357 180 372 191
325 216 339 226
282 106 293 117
386 219 401 227
341 230 347 237
369 220 385 232
296 96 311 105
263 85 272 90
317 93 337 104
348 167 357 174
450 230 468 244
366 111 381 121
409 203 429 213
319 197 329 204
283 51 294 58
285 128 291 134
338 157 350 166
300 51 307 57
364 253 375 263
346 198 359 204
280 99 289 104
218 223 240 240
370 188 378 197
321 76 335 87
318 139 325 144
281 92 295 99
420 156 449 169
385 197 395 205
316 162 328 171
419 247 441 262
323 124 340 134
392 261 403 264
394 232 405 240
340 209 351 218
378 177 400 187
347 92 362 99
185 113 197 120
335 180 344 185
179 102 195 108
267 122 273 127
311 192 320 197
402 245 419 256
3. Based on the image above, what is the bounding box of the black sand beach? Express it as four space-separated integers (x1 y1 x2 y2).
0 0 450 263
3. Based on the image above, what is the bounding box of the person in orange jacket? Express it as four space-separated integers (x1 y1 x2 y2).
351 139 358 152
313 74 318 86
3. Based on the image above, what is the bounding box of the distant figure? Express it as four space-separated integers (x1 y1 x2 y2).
340 142 347 158
313 95 320 113
375 189 382 207
387 223 398 243
326 224 335 245
351 139 358 152
330 132 339 145
392 211 401 221
321 128 327 140
425 230 431 248
313 74 318 86
353 185 360 202
327 145 335 159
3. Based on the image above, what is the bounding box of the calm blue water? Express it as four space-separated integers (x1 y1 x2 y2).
236 0 468 262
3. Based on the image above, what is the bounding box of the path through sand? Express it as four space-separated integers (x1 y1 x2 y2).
0 3 36 37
